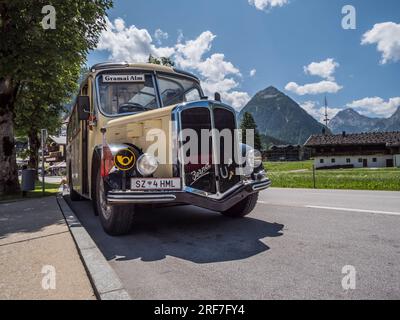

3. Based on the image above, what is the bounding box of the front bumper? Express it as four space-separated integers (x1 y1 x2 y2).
106 178 271 212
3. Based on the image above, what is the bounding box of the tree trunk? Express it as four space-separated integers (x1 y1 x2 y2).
28 128 40 181
0 77 20 195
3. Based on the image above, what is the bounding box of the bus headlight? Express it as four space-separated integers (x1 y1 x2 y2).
136 154 159 176
246 149 262 168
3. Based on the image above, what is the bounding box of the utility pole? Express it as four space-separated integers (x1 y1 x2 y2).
323 95 330 129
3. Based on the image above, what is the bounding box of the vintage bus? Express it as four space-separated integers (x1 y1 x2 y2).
67 63 271 236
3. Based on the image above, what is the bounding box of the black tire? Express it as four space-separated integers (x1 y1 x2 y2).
94 168 134 236
220 193 259 218
69 166 82 201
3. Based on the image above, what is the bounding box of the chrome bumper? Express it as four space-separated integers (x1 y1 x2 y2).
107 193 177 204
106 178 271 211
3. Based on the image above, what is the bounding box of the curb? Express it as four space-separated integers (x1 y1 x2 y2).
56 192 131 300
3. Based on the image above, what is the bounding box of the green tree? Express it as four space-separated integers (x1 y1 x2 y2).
0 0 112 195
15 66 89 180
15 101 64 180
148 54 175 67
240 112 262 151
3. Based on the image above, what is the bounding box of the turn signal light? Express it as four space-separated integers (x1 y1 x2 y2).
101 145 114 177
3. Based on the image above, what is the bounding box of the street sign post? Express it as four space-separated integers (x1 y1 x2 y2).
41 129 48 195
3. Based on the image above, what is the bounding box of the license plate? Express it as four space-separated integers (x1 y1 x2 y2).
131 178 182 191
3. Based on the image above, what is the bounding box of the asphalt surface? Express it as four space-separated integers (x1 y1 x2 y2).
65 188 400 300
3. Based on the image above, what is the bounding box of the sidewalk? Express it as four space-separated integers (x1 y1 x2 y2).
0 196 95 300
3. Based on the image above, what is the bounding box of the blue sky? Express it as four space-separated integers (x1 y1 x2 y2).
89 0 400 121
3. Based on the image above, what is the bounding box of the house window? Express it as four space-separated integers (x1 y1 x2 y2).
358 158 363 163
320 159 324 164
346 158 351 164
372 158 377 163
331 158 336 163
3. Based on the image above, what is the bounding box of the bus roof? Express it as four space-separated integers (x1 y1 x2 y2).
90 62 200 82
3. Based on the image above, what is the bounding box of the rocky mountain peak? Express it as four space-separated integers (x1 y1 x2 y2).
329 107 400 134
255 86 283 100
239 86 326 145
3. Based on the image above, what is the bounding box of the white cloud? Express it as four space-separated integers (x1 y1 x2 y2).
201 78 250 109
303 58 339 81
174 32 248 108
286 58 343 96
154 29 168 45
175 31 216 69
177 29 184 43
223 91 251 110
97 18 250 110
285 81 343 96
196 53 241 81
248 0 289 11
250 69 257 77
362 22 400 64
347 97 400 117
300 101 341 123
97 18 174 62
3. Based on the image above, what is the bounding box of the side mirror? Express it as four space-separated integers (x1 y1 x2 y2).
77 96 90 121
214 92 221 102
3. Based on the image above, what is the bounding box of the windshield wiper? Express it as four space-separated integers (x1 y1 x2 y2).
118 102 154 114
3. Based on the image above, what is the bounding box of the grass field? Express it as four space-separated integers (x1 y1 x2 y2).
0 181 61 203
264 161 400 191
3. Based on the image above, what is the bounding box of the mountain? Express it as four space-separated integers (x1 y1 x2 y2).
239 86 327 145
329 107 400 134
329 109 381 133
384 107 400 131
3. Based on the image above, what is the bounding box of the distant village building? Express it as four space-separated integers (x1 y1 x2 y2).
45 136 66 163
44 119 68 168
44 135 67 176
305 131 400 169
263 145 311 162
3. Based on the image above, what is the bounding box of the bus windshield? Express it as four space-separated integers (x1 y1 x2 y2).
98 73 158 115
157 75 202 107
97 72 202 116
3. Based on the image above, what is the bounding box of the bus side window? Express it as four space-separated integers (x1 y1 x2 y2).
81 80 93 117
68 105 79 139
68 110 73 139
81 83 88 96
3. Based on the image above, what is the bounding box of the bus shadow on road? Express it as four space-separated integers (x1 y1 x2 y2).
93 205 285 264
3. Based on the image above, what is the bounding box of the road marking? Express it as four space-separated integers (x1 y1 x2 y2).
257 201 400 216
305 205 400 216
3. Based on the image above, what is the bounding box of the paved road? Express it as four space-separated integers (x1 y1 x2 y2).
66 188 400 300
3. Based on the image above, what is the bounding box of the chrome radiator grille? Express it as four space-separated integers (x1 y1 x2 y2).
179 104 240 195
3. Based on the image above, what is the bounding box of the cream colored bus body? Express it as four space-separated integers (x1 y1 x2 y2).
68 63 188 199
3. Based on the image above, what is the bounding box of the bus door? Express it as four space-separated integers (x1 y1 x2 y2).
80 82 90 196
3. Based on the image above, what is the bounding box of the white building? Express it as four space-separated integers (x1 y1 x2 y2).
305 132 400 169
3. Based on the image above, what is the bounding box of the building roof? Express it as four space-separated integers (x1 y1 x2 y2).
305 131 400 147
269 144 302 150
49 136 67 145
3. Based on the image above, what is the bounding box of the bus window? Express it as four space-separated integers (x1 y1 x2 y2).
97 73 157 115
157 76 201 107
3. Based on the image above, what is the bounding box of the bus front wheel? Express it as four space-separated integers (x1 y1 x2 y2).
220 193 259 218
94 169 134 236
